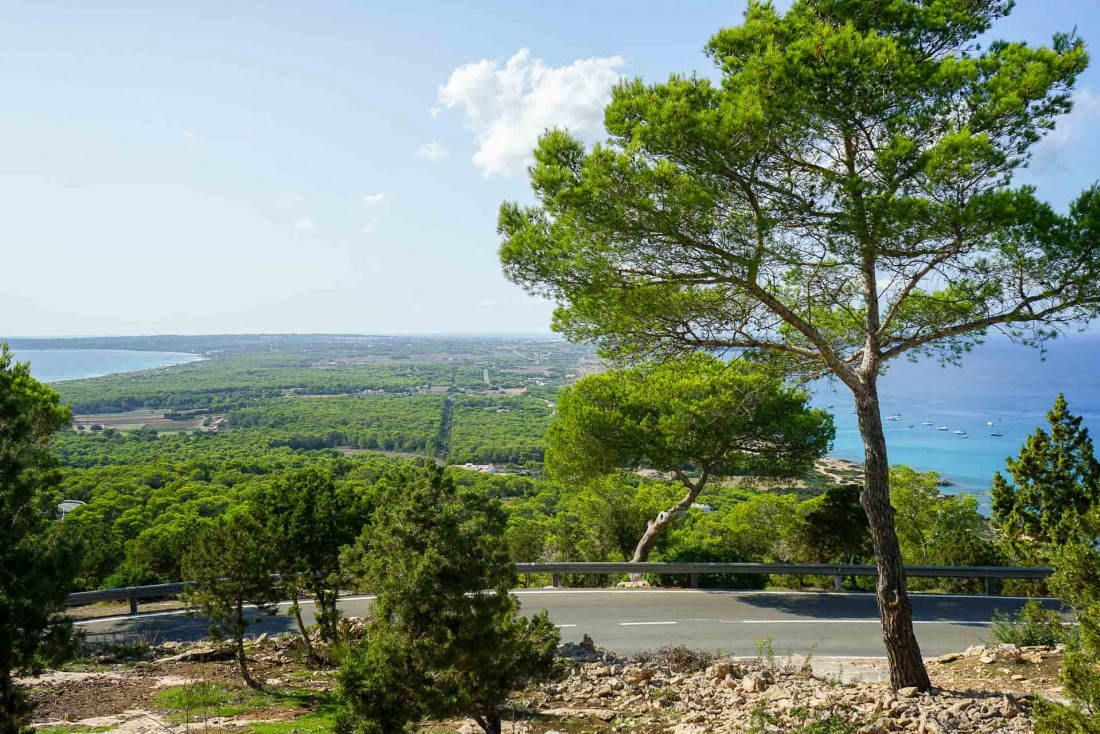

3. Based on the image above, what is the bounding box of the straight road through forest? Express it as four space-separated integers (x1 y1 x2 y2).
74 589 1065 660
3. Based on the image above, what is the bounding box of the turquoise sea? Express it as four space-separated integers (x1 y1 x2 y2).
11 349 200 383
810 334 1100 509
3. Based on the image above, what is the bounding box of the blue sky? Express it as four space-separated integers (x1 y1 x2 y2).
3 1 1098 336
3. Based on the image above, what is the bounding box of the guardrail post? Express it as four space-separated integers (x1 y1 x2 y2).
525 572 531 588
985 577 1002 596
690 573 699 589
834 573 843 592
551 573 560 588
129 590 138 615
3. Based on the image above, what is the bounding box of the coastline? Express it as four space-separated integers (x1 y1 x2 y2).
11 349 205 384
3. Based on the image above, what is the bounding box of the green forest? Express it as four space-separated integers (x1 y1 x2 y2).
18 337 1021 597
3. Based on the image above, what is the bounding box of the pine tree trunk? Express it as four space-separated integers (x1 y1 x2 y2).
481 708 502 734
236 601 261 690
629 472 706 580
1 668 17 734
855 387 932 691
291 599 316 663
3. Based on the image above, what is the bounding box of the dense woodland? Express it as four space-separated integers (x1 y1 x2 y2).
15 336 1014 594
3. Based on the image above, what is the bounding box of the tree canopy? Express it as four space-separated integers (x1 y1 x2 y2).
548 353 833 481
546 353 832 561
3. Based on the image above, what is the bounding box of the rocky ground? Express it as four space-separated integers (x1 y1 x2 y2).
21 621 1066 733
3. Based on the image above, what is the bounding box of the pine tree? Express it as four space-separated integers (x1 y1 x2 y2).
0 345 80 733
253 467 369 663
992 394 1100 561
181 510 280 689
338 464 559 734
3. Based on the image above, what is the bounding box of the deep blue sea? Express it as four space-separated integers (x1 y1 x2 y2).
11 349 200 383
809 334 1100 509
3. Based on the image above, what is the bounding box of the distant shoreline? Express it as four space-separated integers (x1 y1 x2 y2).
11 348 204 384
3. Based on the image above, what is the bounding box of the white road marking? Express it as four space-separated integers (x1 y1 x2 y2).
620 621 677 626
556 624 578 628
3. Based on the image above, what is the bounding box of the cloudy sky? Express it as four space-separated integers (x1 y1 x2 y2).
3 1 1098 336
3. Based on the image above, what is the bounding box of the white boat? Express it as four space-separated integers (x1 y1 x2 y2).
826 404 834 409
953 429 966 435
885 412 902 421
991 432 1004 437
935 426 948 431
921 421 934 425
986 421 994 426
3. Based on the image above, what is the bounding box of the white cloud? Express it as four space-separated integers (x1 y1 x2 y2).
1032 88 1100 172
419 141 449 161
362 193 387 207
275 193 303 207
294 217 314 232
436 48 625 176
182 130 201 147
430 106 442 119
362 219 378 234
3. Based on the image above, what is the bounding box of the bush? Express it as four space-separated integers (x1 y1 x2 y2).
99 561 163 590
1034 540 1100 734
338 464 560 734
991 598 1068 647
652 544 768 590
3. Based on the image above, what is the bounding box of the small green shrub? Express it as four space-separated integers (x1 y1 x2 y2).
991 598 1068 647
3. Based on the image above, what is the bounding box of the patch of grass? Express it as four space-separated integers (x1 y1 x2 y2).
156 682 336 726
156 681 251 721
792 716 865 734
246 705 342 734
36 727 112 734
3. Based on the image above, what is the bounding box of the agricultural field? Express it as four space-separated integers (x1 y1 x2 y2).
71 409 213 433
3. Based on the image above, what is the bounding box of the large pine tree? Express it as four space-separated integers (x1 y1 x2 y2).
499 0 1099 689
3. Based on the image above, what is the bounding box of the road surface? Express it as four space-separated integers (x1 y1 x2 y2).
75 589 1065 659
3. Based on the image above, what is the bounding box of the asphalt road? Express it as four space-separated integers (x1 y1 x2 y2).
75 589 1067 659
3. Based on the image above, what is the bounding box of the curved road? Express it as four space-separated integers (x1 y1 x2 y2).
75 589 1065 660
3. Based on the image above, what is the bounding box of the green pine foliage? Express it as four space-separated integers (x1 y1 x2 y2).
0 345 81 734
992 393 1100 561
1035 537 1100 733
545 353 833 561
180 510 283 689
253 467 372 659
337 464 559 734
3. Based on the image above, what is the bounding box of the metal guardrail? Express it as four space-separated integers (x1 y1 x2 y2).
67 563 1054 616
514 562 1055 596
67 582 193 614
